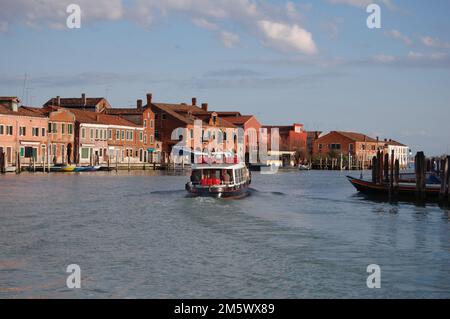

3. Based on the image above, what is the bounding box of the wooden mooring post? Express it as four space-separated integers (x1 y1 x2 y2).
415 151 426 200
372 156 377 183
0 151 5 174
440 156 450 203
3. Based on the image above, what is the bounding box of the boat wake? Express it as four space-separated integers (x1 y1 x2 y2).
249 188 287 196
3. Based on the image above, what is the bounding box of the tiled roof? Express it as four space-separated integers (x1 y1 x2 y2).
105 108 144 115
0 105 47 118
384 139 407 147
216 111 242 117
333 131 378 142
62 108 140 127
217 115 253 125
44 97 105 108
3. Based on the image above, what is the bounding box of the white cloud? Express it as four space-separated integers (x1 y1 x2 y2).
386 30 413 46
258 20 318 55
0 0 123 30
420 36 450 49
221 31 240 48
0 0 318 55
192 18 218 31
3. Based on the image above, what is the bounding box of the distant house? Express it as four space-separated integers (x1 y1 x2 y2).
43 94 111 113
306 131 322 157
103 94 157 162
380 139 410 169
216 112 262 162
313 131 384 168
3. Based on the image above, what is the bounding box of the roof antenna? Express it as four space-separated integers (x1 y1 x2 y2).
21 73 28 103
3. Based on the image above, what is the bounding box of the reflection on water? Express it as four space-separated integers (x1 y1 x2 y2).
0 170 449 298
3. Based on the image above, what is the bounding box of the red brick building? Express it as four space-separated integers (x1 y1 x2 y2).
312 131 382 167
149 97 238 162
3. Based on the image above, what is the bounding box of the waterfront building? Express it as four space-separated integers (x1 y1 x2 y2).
149 97 238 163
45 107 76 164
312 131 410 169
380 139 410 169
66 108 145 165
216 112 262 163
262 123 308 166
0 97 49 168
104 94 158 163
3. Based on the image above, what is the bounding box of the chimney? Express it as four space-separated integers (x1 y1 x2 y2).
201 103 208 112
384 138 387 142
81 93 86 107
56 96 61 106
192 97 197 106
137 99 143 110
11 99 19 112
146 93 152 106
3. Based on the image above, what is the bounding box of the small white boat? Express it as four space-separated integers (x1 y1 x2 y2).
4 166 16 173
298 164 311 171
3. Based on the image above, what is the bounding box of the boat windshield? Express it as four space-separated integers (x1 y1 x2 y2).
190 169 234 186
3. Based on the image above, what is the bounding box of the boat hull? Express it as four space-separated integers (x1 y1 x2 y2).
347 176 441 199
186 183 250 199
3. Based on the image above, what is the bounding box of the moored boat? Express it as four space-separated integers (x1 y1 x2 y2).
186 162 251 198
74 165 101 172
347 175 441 199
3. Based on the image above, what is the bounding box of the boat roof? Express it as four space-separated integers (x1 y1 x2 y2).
192 163 246 170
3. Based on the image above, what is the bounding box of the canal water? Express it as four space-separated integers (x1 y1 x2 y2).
0 170 449 298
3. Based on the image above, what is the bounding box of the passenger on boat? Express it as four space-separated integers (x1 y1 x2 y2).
191 170 202 184
222 170 231 185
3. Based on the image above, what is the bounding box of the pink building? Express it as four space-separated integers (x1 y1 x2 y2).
0 97 49 168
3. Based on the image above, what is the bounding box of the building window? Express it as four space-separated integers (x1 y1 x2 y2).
81 148 90 159
116 130 120 140
130 131 134 141
150 135 154 144
121 130 125 140
190 129 194 139
62 123 66 134
32 127 39 137
318 144 323 151
0 125 4 135
329 143 341 151
103 129 107 140
144 120 147 128
144 135 147 144
140 132 143 141
68 124 73 135
108 129 112 140
349 144 354 152
90 129 94 140
81 128 86 139
96 129 99 139
162 113 166 120
42 128 46 137
19 126 26 136
150 119 154 128
52 123 57 133
99 148 103 157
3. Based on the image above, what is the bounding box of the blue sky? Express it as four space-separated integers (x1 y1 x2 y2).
1 0 450 154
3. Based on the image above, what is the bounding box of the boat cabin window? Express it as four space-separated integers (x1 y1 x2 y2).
191 169 233 186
